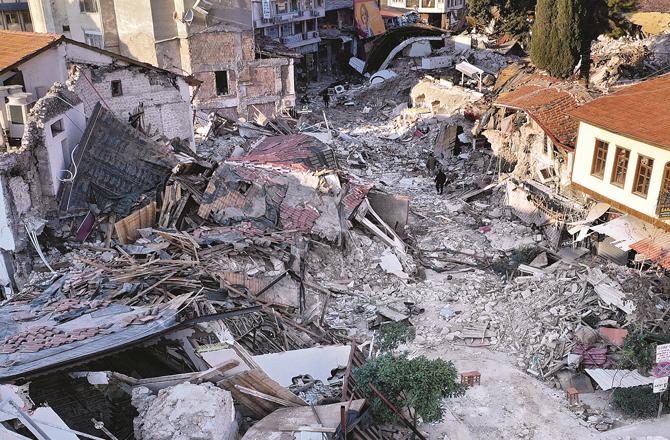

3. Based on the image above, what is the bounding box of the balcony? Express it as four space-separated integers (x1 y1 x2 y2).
282 33 304 44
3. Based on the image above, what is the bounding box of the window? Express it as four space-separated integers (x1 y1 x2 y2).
62 24 70 32
591 139 608 179
633 155 654 198
610 146 630 188
111 80 123 97
215 71 229 96
662 162 670 195
4 12 20 30
21 11 32 31
277 0 287 13
84 31 103 48
264 26 279 38
406 0 419 7
79 0 99 13
8 105 23 124
50 119 64 136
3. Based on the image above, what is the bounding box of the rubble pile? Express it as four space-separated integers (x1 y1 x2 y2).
132 383 238 440
590 31 670 90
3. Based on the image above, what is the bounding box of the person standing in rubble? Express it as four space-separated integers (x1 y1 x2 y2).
322 90 331 108
435 168 447 194
426 152 437 175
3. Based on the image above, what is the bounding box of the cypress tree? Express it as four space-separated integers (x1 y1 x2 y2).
531 0 608 78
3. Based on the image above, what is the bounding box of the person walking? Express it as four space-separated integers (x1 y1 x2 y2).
435 168 447 194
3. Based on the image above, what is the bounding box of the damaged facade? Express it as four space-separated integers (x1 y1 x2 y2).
27 0 297 120
0 30 195 295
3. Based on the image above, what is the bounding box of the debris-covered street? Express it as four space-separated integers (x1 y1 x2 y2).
1 1 670 439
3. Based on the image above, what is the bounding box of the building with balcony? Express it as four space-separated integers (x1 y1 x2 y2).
381 0 465 28
570 73 670 268
252 0 324 80
1 0 32 31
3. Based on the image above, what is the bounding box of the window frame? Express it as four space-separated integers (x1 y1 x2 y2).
590 138 609 179
79 0 99 13
215 71 230 96
111 80 123 97
633 154 654 199
661 162 670 195
610 146 630 188
50 119 64 137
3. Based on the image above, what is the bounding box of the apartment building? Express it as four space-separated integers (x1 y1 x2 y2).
381 0 465 28
27 0 296 119
252 0 325 54
1 0 32 31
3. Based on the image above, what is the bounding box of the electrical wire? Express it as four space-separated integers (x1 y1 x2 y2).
24 225 56 275
58 142 79 183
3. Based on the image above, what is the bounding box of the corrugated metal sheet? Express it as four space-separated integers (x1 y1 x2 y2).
591 214 670 269
585 369 655 391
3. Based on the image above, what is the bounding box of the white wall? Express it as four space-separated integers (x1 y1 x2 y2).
16 46 68 99
0 175 15 252
572 121 670 221
42 104 87 195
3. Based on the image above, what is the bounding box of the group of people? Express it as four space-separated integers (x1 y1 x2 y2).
426 153 448 194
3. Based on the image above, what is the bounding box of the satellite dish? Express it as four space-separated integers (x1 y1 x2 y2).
183 9 194 24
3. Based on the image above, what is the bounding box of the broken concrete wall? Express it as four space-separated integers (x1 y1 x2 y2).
70 64 194 144
483 111 572 191
188 30 295 120
132 383 238 440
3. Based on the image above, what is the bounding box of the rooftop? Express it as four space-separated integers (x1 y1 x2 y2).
0 30 62 74
495 84 582 150
571 73 670 150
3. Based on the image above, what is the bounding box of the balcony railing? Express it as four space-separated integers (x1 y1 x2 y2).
282 34 304 44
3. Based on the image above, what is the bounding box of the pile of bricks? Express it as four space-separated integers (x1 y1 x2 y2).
0 323 115 354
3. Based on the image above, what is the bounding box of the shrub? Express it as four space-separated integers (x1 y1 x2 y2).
377 322 416 352
621 327 657 374
353 353 467 426
612 386 658 417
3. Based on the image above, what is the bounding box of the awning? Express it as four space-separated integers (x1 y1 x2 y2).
0 2 28 11
590 214 651 251
589 214 670 269
585 369 655 391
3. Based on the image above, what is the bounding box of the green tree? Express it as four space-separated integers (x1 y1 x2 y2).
353 353 467 429
376 322 416 352
530 0 608 78
607 0 636 14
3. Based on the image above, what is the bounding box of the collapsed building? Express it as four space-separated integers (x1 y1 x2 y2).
0 30 197 297
28 0 298 120
0 98 412 437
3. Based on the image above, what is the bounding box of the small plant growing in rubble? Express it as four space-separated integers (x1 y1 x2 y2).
376 322 416 352
611 386 659 417
621 327 657 375
353 353 466 431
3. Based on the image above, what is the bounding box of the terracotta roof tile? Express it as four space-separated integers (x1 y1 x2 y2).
495 84 581 150
231 134 338 170
571 73 670 150
0 30 63 73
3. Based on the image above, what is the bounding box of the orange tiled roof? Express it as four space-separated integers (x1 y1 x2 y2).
495 84 582 150
571 73 670 150
0 30 63 74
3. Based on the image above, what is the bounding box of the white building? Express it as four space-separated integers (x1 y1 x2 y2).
571 73 670 269
252 0 325 54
